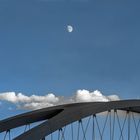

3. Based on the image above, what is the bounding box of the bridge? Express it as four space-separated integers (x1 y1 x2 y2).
0 100 140 140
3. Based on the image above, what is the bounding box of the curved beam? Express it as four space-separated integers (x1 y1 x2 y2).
13 100 140 140
0 108 63 133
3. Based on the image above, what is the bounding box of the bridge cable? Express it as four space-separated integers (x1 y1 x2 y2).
3 130 8 140
58 129 60 140
118 111 128 140
132 112 140 140
116 110 125 140
92 115 95 140
71 123 74 140
60 127 66 140
127 111 130 140
101 111 109 139
109 111 112 140
94 115 102 139
8 130 11 140
81 116 91 140
77 120 81 140
112 110 116 140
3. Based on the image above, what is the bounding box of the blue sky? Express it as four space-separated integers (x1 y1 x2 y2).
0 0 140 119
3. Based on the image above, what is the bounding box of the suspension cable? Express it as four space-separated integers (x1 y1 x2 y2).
101 111 109 139
132 112 140 140
60 127 66 140
109 110 112 140
118 111 128 140
58 129 60 140
71 123 74 140
94 114 102 139
81 116 91 140
3 130 8 140
116 110 125 140
127 111 130 140
77 120 80 140
8 130 11 140
92 115 95 140
80 120 86 140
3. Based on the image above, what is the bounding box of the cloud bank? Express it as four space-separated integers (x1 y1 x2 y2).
0 90 120 110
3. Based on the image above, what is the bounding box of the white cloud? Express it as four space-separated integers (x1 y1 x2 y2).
75 90 109 102
0 90 120 110
0 92 18 103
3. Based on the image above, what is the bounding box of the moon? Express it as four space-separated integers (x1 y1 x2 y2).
67 25 73 33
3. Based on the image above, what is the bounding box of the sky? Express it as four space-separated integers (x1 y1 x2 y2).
0 0 140 119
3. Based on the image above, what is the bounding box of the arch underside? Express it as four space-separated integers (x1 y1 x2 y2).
0 100 140 140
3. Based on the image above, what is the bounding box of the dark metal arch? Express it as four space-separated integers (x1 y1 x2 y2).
0 100 140 140
0 108 64 133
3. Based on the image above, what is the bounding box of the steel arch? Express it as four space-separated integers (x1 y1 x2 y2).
0 100 140 140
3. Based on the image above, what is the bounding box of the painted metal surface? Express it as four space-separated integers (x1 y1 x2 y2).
0 100 140 140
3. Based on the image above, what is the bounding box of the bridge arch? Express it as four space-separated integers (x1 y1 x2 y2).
0 100 140 140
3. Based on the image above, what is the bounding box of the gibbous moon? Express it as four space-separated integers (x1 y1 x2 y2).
67 25 73 33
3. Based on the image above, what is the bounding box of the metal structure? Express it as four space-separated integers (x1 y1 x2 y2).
0 100 140 140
